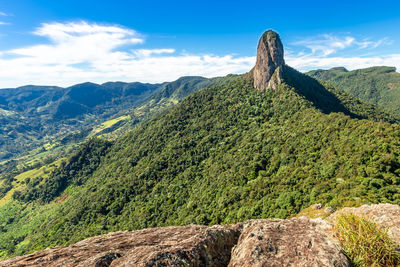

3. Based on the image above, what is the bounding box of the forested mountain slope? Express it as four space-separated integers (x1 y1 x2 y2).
307 66 400 116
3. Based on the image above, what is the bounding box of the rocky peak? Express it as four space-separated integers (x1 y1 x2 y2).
253 30 285 90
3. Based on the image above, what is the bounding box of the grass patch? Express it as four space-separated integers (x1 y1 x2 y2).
92 115 130 133
296 204 334 219
101 115 130 128
0 159 63 207
334 214 400 266
14 158 63 183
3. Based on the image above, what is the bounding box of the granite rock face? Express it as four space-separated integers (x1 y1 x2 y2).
229 217 349 267
0 224 241 267
1 217 352 267
253 30 285 91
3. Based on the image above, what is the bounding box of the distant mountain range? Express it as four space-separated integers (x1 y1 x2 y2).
0 76 237 162
0 81 153 160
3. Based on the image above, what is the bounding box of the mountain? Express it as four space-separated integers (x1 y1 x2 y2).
307 66 400 116
1 30 400 260
0 81 156 161
0 76 226 162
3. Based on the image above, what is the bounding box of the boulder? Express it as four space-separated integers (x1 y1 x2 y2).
228 217 349 267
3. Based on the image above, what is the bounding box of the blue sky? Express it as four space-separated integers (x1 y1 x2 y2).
0 0 399 87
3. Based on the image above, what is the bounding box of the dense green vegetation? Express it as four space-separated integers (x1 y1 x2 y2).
307 66 400 116
1 70 400 258
13 138 112 203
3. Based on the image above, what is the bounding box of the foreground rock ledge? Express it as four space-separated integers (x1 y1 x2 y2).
0 225 240 267
0 217 350 267
229 218 348 267
6 202 400 266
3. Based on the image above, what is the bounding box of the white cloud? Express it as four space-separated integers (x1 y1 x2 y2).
0 21 254 88
0 11 10 25
33 21 143 44
286 54 400 72
286 34 398 72
293 35 355 56
356 37 392 49
291 34 390 57
9 21 143 65
133 48 175 58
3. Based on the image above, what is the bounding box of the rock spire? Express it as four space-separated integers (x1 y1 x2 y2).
253 30 285 90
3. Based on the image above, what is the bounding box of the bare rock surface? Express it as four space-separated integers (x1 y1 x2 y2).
331 203 400 246
0 224 240 267
253 30 285 91
228 217 349 267
0 217 350 267
4 204 400 266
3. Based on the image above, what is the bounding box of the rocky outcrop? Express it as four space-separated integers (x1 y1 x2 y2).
229 218 349 267
4 204 400 266
252 30 285 91
0 225 241 267
1 218 350 267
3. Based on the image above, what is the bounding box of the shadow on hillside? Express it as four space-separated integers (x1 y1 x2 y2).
282 65 362 119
